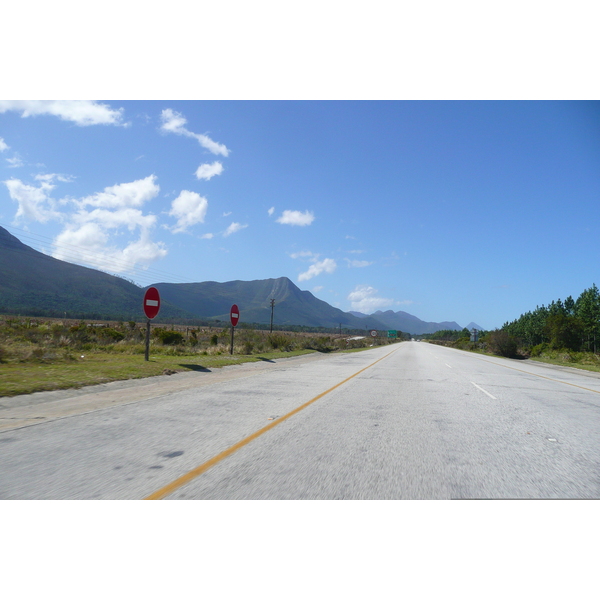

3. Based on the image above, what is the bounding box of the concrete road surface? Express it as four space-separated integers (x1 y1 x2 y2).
1 342 599 499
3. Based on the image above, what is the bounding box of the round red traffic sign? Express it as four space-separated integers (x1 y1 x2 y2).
143 287 161 320
370 330 378 337
230 304 240 327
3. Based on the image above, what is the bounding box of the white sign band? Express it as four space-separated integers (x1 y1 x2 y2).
146 300 159 306
231 313 239 318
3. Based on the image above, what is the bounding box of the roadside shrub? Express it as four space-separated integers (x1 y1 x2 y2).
99 328 125 343
153 328 185 345
268 334 291 349
529 343 547 357
210 334 219 345
488 330 519 358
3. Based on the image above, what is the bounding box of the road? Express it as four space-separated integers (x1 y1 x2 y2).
1 341 599 499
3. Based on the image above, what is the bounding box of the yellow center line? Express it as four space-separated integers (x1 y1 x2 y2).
145 348 397 500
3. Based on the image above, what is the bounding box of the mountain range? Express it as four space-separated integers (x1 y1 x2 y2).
0 225 482 333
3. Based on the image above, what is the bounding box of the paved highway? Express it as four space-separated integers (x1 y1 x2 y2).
1 341 599 499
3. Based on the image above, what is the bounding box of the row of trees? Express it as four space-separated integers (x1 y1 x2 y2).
502 284 600 353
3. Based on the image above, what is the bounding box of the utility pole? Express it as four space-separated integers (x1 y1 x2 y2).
270 299 275 333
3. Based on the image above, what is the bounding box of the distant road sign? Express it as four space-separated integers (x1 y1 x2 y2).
143 287 160 320
230 304 240 327
387 330 397 338
370 330 378 337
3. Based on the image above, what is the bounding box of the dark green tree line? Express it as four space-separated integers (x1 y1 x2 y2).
503 284 600 352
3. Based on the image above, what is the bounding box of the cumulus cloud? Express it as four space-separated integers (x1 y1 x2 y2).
160 109 229 156
298 258 337 281
290 250 318 260
5 172 168 273
4 177 61 223
35 173 74 184
6 155 24 168
0 137 8 152
53 226 166 273
195 161 224 180
345 258 373 268
0 100 126 126
78 175 159 209
347 285 394 313
276 209 315 226
73 207 157 232
201 233 214 239
168 190 208 233
268 207 275 216
223 222 248 237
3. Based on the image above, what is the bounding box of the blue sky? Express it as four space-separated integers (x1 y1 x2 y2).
1 100 599 329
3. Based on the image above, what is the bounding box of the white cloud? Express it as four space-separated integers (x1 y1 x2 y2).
53 226 166 273
0 137 8 152
201 233 214 239
298 258 337 281
223 222 248 237
63 177 164 272
195 161 224 180
0 100 126 126
290 250 318 260
78 175 159 209
312 286 324 293
276 209 315 226
222 211 232 217
347 285 394 313
5 172 167 274
160 109 229 156
74 207 157 232
168 190 208 233
268 207 275 216
4 177 60 223
6 156 24 168
35 173 74 184
346 258 373 268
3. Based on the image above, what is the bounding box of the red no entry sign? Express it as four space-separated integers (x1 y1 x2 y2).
230 304 240 327
143 287 161 320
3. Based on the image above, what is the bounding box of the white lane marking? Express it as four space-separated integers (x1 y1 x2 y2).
445 363 452 369
146 299 159 306
471 382 497 400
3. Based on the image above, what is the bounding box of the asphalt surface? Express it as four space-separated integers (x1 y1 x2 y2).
1 342 599 499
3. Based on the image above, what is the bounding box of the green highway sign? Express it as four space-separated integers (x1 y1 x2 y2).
387 330 397 338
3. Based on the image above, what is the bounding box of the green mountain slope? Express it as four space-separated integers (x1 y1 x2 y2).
0 226 193 320
151 278 389 330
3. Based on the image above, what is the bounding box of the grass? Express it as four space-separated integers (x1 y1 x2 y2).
526 355 600 373
0 348 321 397
427 340 600 374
